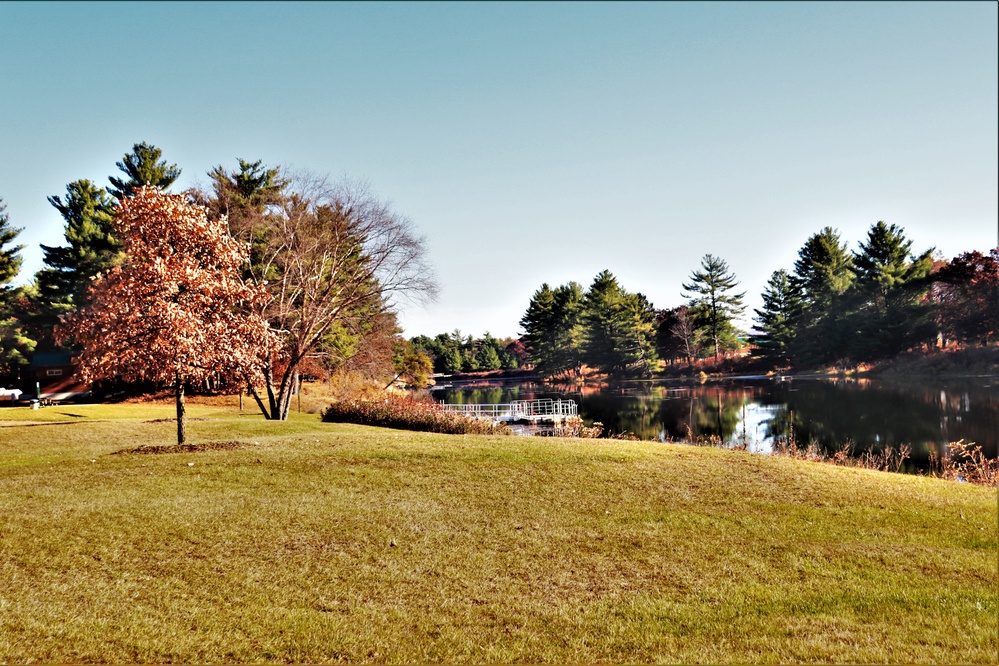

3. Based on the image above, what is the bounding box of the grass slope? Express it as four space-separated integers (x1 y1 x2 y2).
0 403 996 663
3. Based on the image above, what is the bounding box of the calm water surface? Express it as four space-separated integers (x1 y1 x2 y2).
433 376 999 471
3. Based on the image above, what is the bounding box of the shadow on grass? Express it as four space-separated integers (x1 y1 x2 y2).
0 421 86 428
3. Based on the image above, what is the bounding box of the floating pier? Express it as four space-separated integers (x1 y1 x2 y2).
440 398 578 424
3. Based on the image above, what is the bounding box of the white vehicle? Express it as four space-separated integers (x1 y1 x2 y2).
0 387 23 402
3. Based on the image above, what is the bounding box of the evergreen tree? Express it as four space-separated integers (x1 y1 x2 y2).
31 141 181 349
751 269 802 365
476 340 502 371
0 198 36 377
793 227 855 308
438 339 464 375
682 255 746 361
30 180 118 348
520 283 557 374
580 271 658 376
203 159 288 271
519 281 585 378
849 221 934 358
416 331 469 374
616 291 659 376
452 330 479 371
37 180 118 303
853 221 932 303
0 197 24 302
790 227 856 365
475 332 504 371
410 332 525 374
108 141 181 200
208 159 286 215
582 271 627 373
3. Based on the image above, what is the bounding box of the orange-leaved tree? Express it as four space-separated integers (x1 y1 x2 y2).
58 187 276 444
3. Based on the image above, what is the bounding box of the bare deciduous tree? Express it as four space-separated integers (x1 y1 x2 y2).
671 305 701 363
228 172 437 420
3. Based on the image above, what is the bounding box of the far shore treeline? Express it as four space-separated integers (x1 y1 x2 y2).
1 141 997 401
414 234 998 379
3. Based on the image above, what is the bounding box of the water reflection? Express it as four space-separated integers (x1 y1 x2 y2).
433 376 998 471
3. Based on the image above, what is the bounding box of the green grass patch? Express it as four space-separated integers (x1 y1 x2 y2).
0 403 996 662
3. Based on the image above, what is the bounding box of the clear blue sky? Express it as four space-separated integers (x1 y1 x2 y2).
1 1 996 338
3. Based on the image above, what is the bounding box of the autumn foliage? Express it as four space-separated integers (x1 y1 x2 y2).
57 188 276 441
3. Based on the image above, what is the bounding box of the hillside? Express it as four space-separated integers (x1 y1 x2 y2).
0 403 995 663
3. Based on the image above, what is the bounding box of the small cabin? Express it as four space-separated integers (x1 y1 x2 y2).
29 352 92 401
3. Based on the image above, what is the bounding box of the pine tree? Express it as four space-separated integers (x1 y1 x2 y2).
0 197 36 377
34 141 181 334
853 221 932 306
0 197 24 301
475 332 504 371
37 181 119 304
203 159 287 270
475 339 502 371
207 159 286 216
436 336 464 375
790 227 856 365
582 270 627 374
108 141 181 200
682 255 746 361
792 227 855 308
519 281 585 378
849 221 934 358
580 271 658 376
615 291 659 376
29 180 118 349
751 269 802 365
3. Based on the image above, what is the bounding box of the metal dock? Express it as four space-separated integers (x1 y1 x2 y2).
440 398 577 424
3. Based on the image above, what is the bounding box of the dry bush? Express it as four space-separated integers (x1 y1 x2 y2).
858 444 912 474
321 394 509 436
543 418 605 439
935 440 999 487
772 438 827 462
771 439 913 475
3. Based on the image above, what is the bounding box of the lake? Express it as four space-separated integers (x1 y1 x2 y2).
432 375 999 472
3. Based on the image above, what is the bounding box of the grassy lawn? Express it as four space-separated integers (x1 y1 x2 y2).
0 401 996 663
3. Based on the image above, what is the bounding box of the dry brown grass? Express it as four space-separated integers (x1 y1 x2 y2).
0 402 995 663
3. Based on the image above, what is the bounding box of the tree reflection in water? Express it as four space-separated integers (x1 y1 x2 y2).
433 377 998 472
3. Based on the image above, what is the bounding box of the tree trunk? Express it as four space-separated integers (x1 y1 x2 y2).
277 369 299 420
176 374 186 445
246 363 301 421
265 365 279 418
246 380 271 419
384 371 404 390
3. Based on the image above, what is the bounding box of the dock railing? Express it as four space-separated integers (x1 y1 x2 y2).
440 398 577 422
